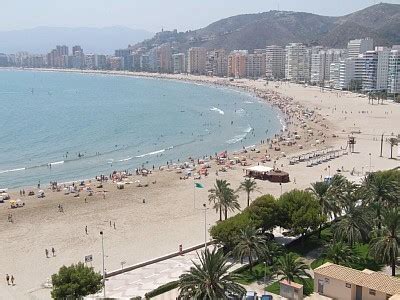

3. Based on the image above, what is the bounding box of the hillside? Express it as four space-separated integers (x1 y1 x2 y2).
0 26 153 54
134 3 400 52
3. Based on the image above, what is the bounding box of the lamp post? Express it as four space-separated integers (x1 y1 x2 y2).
203 203 207 250
100 231 106 298
264 261 267 289
328 165 331 177
369 153 372 173
279 183 282 197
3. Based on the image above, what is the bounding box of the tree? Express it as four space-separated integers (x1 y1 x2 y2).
209 179 240 221
238 178 259 207
307 180 340 238
259 241 284 268
363 172 399 231
246 194 280 233
233 226 266 271
322 242 357 267
209 179 228 221
178 247 246 299
278 190 325 246
51 262 102 299
210 211 257 251
275 253 311 284
369 208 399 276
333 201 372 247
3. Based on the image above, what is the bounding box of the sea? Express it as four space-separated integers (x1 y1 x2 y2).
0 69 283 188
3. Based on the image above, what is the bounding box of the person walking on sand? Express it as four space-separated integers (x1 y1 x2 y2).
45 249 49 258
10 275 14 286
85 226 88 235
51 247 55 257
6 274 9 285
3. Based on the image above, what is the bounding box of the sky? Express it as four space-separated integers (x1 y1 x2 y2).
1 0 400 32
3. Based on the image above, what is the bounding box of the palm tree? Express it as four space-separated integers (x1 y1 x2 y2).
333 198 372 247
322 242 356 267
233 226 265 271
208 179 227 221
363 172 398 231
178 247 246 299
307 180 340 238
369 208 399 276
275 253 311 284
238 178 258 207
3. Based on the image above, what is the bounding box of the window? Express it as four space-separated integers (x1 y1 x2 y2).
346 283 351 288
369 289 376 296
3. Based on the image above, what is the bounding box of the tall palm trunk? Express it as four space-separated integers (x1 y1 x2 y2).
247 192 250 207
219 205 222 221
248 251 253 272
224 205 228 220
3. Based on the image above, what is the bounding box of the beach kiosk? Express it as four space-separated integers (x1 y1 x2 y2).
245 166 273 180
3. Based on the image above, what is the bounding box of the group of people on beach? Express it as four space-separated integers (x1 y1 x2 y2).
45 247 56 258
5 274 15 286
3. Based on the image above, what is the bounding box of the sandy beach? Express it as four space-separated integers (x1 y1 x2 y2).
1 69 399 299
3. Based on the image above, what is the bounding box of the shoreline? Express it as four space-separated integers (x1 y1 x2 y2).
0 67 291 191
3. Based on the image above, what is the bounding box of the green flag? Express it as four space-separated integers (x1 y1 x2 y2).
195 183 204 189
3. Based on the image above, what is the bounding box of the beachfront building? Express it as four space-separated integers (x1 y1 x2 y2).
140 54 150 72
246 52 266 78
108 56 123 70
228 50 248 78
206 49 228 77
0 53 9 66
187 47 207 75
172 53 186 74
285 43 310 82
347 38 374 59
314 263 400 300
324 49 346 82
362 47 391 92
388 48 400 94
266 45 285 80
85 54 96 70
339 58 356 90
329 62 341 89
310 47 326 85
157 44 173 73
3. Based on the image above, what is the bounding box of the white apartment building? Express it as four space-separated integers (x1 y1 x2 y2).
187 47 207 75
347 38 374 58
246 53 266 78
172 53 185 74
388 49 400 94
362 47 390 92
329 62 341 89
325 49 346 82
266 45 285 79
310 47 326 84
339 58 356 90
206 49 228 77
285 43 310 82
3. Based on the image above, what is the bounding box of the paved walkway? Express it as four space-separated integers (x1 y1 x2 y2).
86 228 297 299
89 248 204 298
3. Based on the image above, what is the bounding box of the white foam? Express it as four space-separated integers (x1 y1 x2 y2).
226 133 247 144
48 160 64 166
210 107 225 115
243 125 253 133
118 157 133 162
135 149 166 158
0 167 26 174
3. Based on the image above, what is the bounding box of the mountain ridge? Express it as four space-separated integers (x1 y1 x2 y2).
134 3 400 51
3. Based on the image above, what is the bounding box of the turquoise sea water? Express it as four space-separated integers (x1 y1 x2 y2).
0 70 282 188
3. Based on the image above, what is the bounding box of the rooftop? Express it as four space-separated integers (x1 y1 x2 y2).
314 262 400 295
